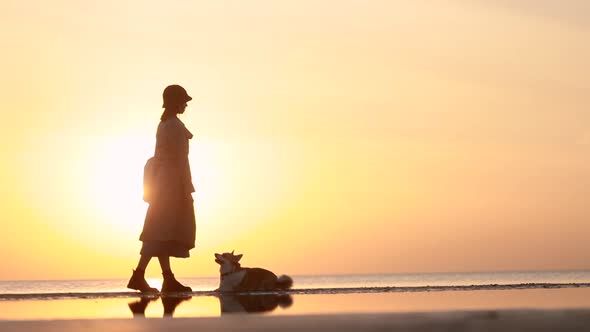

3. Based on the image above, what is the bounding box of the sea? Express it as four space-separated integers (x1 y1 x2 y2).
2 270 590 300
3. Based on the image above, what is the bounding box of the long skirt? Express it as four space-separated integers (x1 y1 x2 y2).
139 194 196 258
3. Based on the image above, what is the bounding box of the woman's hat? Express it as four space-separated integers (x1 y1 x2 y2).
162 84 192 108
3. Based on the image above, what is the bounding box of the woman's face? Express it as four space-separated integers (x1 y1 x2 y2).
176 102 188 114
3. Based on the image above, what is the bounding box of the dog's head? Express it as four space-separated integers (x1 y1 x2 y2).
215 251 243 274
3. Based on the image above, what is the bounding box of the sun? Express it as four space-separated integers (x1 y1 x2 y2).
80 135 229 239
81 135 152 237
74 134 299 257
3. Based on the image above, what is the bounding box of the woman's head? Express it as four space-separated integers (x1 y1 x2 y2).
161 84 192 120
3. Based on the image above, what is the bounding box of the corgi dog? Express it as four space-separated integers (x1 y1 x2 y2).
214 251 293 292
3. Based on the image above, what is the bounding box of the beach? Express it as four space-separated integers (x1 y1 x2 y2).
3 0 589 330
2 310 590 332
2 285 590 331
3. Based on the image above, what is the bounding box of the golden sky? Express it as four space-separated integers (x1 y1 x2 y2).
0 0 589 280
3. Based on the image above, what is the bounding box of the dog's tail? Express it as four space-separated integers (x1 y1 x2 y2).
276 275 293 290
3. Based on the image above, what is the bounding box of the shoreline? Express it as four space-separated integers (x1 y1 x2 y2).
2 310 590 331
2 282 590 301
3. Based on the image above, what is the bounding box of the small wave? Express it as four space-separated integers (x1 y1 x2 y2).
1 283 589 301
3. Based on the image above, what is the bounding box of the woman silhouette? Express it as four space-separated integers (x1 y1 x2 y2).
127 85 196 293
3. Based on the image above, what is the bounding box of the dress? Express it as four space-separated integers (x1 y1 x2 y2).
139 116 196 257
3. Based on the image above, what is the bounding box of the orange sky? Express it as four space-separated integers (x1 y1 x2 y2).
0 0 589 280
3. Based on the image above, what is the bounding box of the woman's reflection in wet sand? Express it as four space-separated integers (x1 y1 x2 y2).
128 293 292 317
128 295 192 318
128 296 158 318
162 295 192 316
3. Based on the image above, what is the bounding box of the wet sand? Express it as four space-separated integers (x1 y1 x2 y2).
2 288 590 320
2 288 590 331
1 310 590 332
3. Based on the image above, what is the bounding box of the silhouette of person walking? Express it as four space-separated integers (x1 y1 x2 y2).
127 84 196 293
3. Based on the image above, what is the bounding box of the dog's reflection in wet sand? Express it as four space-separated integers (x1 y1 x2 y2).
219 293 293 314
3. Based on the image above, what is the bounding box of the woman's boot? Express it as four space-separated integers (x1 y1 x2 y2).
127 269 159 293
162 270 192 293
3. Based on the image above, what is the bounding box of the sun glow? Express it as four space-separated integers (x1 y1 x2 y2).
1 0 589 280
82 136 151 238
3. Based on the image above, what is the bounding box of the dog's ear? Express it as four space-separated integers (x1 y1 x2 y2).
235 254 243 262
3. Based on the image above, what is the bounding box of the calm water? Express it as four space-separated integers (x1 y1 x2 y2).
1 270 590 298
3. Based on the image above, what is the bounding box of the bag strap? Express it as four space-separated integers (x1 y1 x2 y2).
153 122 159 158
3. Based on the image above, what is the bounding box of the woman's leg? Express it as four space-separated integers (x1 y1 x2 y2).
136 255 152 271
158 256 171 272
127 255 158 293
159 256 192 292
